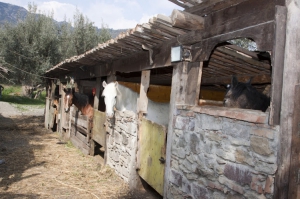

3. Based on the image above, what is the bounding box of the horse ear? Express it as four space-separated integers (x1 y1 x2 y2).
115 81 118 87
102 81 107 88
246 77 253 85
231 76 238 87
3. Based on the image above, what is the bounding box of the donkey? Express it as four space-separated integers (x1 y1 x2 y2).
223 76 270 112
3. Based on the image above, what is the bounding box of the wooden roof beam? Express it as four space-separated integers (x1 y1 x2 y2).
201 74 271 85
171 9 205 31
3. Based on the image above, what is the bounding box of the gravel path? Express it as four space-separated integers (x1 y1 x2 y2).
0 101 44 117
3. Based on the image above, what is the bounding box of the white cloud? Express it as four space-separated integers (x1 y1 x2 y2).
2 0 182 29
85 1 138 29
37 1 78 22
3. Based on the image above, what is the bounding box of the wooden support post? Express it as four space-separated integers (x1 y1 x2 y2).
270 6 287 126
137 70 150 170
107 74 116 83
164 61 203 198
275 2 300 198
177 61 203 106
288 84 300 198
138 71 150 113
59 83 66 134
93 78 102 110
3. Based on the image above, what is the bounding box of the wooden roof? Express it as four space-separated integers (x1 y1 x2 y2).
45 0 272 89
45 14 190 77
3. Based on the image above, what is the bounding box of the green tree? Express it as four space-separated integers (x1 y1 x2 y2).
0 3 111 86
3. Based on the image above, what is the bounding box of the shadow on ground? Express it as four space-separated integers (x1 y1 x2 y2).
0 115 46 194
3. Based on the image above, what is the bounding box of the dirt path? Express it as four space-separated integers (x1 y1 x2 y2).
0 105 159 199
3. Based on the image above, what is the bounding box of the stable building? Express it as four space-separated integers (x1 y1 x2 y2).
44 0 300 198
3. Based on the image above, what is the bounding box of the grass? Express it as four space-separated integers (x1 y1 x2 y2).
1 84 46 110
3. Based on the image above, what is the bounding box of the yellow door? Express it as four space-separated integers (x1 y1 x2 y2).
138 118 167 195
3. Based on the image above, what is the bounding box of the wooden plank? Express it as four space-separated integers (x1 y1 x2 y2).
269 6 286 126
70 122 89 136
275 2 300 198
202 74 271 85
288 84 300 198
92 110 106 147
138 71 150 113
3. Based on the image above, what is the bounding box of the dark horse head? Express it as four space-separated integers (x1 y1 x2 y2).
223 76 270 112
63 87 90 113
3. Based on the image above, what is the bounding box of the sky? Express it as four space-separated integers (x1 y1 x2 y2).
2 0 182 29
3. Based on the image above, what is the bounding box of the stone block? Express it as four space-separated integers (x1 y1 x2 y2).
182 158 197 173
213 192 226 199
264 175 274 194
216 148 235 162
170 170 182 187
122 133 128 145
230 137 250 146
172 147 187 159
175 116 190 130
206 131 224 143
195 114 222 130
114 131 121 145
254 161 277 175
191 183 210 199
207 180 224 192
224 164 252 185
171 159 179 170
219 176 244 195
250 136 272 156
244 190 267 199
190 133 201 154
182 175 192 195
222 121 250 140
251 128 274 139
235 148 254 166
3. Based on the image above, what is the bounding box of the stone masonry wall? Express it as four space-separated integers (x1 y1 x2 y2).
106 110 139 188
167 109 279 199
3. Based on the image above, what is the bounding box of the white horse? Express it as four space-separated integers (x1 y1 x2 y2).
101 81 170 126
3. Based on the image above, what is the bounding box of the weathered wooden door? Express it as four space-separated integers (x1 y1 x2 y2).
138 118 167 196
92 110 106 148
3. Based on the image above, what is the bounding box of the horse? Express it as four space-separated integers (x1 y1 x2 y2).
223 76 270 112
63 88 94 120
101 81 170 126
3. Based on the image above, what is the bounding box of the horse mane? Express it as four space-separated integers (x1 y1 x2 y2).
229 81 270 111
73 92 90 107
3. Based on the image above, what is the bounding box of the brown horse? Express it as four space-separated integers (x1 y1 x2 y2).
63 88 94 120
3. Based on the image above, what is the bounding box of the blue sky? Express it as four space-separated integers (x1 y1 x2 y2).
3 0 182 29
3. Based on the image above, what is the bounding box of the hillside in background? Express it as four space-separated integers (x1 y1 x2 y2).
0 2 27 25
0 1 125 38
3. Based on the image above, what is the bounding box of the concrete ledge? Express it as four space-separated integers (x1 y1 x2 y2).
176 105 269 124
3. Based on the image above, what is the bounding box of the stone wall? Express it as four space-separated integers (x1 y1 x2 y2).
106 110 139 188
167 109 279 199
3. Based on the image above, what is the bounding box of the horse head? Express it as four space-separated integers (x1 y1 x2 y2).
102 81 118 118
223 76 269 111
63 87 74 112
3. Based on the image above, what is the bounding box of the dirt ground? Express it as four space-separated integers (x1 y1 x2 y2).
0 102 161 199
